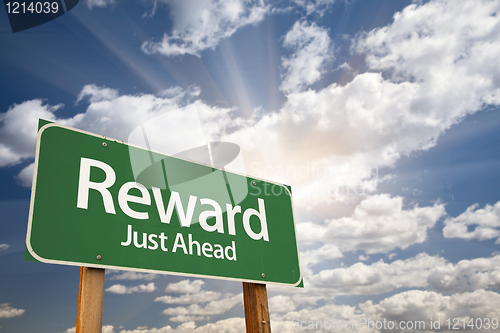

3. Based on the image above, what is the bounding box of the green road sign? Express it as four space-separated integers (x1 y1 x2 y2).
26 121 302 286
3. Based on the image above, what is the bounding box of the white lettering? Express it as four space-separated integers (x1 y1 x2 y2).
121 224 132 246
159 233 168 252
188 233 200 256
225 241 236 261
202 242 213 257
172 233 187 254
152 188 197 227
133 231 147 248
242 198 269 241
118 182 150 219
199 198 224 233
148 233 158 250
77 158 116 214
213 244 224 259
226 204 241 236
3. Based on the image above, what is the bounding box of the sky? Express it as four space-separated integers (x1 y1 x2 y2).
1 0 500 332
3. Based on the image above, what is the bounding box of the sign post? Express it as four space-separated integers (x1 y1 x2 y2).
76 267 105 333
243 282 271 333
26 121 302 332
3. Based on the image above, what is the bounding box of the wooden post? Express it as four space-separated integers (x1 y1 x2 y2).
76 267 105 333
243 282 271 333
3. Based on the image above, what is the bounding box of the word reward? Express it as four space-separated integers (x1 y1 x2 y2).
76 158 269 241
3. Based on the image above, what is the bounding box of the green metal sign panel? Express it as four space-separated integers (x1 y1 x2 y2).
26 122 302 286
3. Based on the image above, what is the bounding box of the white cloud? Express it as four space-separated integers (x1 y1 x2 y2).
141 0 268 57
169 315 208 323
165 280 205 294
298 194 445 254
224 0 500 208
157 280 234 320
0 303 25 318
3 0 500 208
85 0 114 10
306 253 500 297
76 84 119 103
162 293 242 318
118 318 245 333
105 282 156 294
0 1 500 228
299 243 343 278
358 254 369 261
357 0 500 104
292 0 336 16
108 271 158 281
271 303 366 333
443 201 500 243
64 85 208 142
280 21 332 93
0 85 233 187
7 0 500 210
269 295 296 313
103 326 115 333
0 100 60 167
308 253 444 295
272 289 500 333
155 291 221 304
427 255 500 293
360 289 500 332
15 162 34 188
63 325 114 333
116 322 195 333
0 244 9 251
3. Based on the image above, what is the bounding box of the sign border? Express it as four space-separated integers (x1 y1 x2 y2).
26 122 303 287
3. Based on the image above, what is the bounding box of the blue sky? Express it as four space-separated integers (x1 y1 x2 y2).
1 0 500 332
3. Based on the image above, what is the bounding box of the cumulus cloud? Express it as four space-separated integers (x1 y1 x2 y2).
165 279 205 294
280 21 332 93
357 0 500 103
3 0 500 208
63 325 114 333
0 244 9 251
108 271 158 281
427 255 500 293
7 0 500 206
272 289 500 333
298 194 445 254
169 315 209 323
0 303 25 318
292 0 336 16
443 201 500 243
306 253 500 297
162 293 243 321
118 318 245 333
0 84 233 187
308 253 444 295
0 100 60 167
155 291 221 304
15 162 34 188
156 279 239 321
105 282 156 294
141 0 268 57
85 0 114 10
360 289 500 333
269 295 296 313
299 243 343 277
223 0 500 208
76 84 119 103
